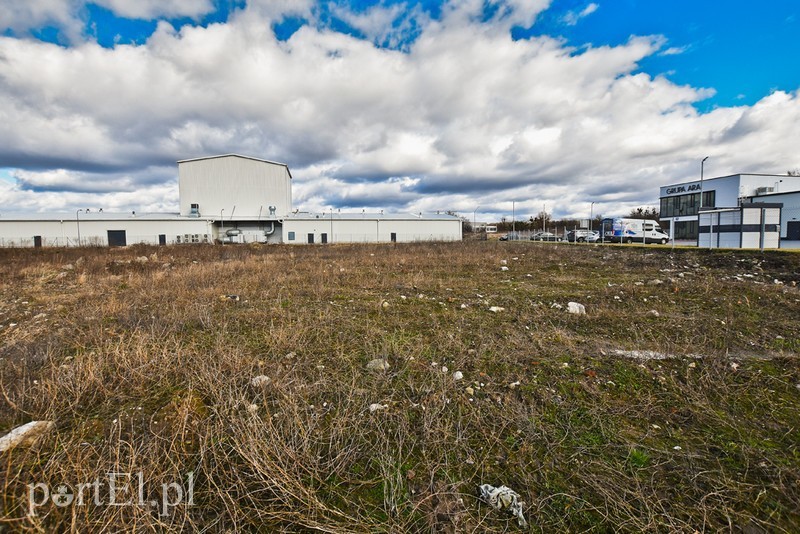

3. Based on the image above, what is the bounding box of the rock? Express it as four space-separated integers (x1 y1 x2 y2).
500 260 508 265
488 306 505 313
369 403 388 413
441 366 449 373
647 309 660 317
381 300 390 308
250 375 271 387
453 371 464 381
550 302 563 310
566 302 586 315
500 266 509 271
647 279 664 286
0 421 54 452
366 358 390 371
465 387 475 396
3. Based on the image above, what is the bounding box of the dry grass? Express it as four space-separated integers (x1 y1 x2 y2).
1 241 799 532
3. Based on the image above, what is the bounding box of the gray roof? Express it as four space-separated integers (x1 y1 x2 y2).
286 212 461 221
0 211 192 221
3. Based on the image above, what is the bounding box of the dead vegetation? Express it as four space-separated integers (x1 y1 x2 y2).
1 241 799 532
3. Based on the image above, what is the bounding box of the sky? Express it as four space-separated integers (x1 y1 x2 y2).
1 0 799 222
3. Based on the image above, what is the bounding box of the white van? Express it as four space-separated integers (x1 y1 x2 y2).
600 218 670 244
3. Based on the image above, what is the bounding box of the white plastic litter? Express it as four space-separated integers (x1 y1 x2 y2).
478 484 528 527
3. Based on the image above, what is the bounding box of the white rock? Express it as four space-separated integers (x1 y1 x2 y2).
250 375 271 387
0 421 54 452
550 302 563 310
460 303 468 309
453 371 464 381
647 309 660 317
381 300 390 308
488 306 505 313
566 302 586 315
369 403 388 413
441 366 449 373
366 358 390 371
500 266 509 271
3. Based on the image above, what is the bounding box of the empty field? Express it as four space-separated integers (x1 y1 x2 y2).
1 242 799 532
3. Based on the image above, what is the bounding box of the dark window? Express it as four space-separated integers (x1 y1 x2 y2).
159 234 166 246
288 231 295 241
321 233 328 244
702 190 715 208
307 233 314 244
390 232 397 243
107 230 127 247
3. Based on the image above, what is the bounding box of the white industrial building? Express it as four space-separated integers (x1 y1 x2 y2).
659 173 800 247
0 154 462 247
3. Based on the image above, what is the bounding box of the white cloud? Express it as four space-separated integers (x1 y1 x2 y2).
0 1 799 221
563 2 599 26
93 0 215 20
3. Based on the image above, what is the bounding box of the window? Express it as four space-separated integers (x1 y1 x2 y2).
288 231 295 241
702 191 715 208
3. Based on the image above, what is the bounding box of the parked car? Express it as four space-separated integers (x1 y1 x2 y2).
566 229 599 242
499 234 509 241
586 231 602 243
530 232 561 242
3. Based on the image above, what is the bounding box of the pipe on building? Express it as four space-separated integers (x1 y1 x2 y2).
264 221 275 235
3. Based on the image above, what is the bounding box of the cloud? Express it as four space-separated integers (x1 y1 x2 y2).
563 2 599 26
0 0 799 222
659 45 688 56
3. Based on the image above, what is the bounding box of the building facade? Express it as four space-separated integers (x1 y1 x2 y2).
0 154 463 247
659 174 800 242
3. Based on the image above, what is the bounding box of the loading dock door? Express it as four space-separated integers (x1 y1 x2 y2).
788 221 800 241
107 230 127 247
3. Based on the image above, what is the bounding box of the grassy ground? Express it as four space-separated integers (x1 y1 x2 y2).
1 241 799 532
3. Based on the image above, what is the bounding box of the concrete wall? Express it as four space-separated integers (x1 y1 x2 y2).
282 217 462 244
179 155 291 218
0 217 212 247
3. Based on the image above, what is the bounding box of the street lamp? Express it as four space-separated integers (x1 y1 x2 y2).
512 201 515 239
473 206 480 232
75 209 84 247
700 156 709 208
589 202 595 233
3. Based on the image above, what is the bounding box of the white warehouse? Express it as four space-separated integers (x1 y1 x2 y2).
0 154 462 247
